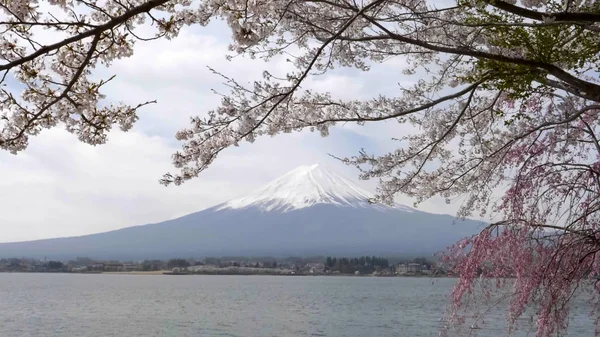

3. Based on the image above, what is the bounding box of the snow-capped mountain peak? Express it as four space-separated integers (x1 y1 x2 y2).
218 164 413 212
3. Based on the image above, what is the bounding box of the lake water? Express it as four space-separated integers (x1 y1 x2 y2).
0 274 595 337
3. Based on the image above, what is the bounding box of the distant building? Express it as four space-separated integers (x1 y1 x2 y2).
103 263 124 272
306 263 325 274
407 263 421 273
29 262 47 272
90 263 105 271
71 266 88 273
123 263 141 272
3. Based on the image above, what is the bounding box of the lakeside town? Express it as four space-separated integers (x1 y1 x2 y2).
0 256 441 276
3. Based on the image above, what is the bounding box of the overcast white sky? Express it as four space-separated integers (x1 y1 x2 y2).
0 21 471 243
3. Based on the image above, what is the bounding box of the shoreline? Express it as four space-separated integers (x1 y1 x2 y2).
1 270 447 277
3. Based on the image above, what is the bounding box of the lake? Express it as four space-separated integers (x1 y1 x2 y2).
0 274 595 337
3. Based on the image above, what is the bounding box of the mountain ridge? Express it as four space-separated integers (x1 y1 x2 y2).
0 165 485 259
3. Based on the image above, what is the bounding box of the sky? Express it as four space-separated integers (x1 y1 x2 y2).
0 20 472 243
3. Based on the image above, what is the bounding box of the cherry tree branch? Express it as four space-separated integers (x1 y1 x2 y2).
0 0 169 72
488 0 600 23
356 18 600 102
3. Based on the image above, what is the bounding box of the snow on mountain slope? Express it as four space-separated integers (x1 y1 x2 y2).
218 164 414 212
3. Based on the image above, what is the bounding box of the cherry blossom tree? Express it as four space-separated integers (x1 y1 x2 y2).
2 0 600 336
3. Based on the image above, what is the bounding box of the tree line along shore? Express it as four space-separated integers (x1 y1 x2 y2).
0 256 443 277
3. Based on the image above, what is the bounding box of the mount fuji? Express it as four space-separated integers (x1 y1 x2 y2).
0 165 485 260
217 164 407 212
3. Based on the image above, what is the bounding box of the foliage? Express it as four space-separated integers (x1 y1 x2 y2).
7 258 22 268
166 258 190 269
411 257 430 266
2 0 600 336
203 257 222 266
325 256 389 274
142 260 164 271
46 261 64 270
67 257 96 267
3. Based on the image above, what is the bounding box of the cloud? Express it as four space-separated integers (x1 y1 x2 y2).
0 21 476 243
0 122 380 242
